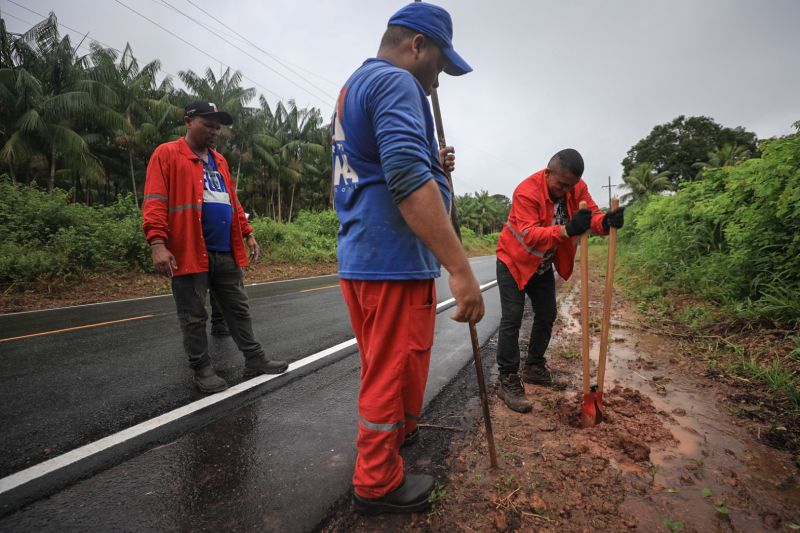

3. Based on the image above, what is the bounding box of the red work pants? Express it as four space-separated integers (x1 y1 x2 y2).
339 279 436 499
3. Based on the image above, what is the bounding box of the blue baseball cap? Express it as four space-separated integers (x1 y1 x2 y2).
388 2 473 76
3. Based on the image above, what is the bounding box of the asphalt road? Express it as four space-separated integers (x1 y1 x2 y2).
0 257 498 478
0 256 501 531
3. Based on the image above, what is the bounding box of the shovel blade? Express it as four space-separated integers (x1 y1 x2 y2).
580 390 605 428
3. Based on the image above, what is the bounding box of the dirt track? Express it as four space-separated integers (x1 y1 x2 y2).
321 263 800 532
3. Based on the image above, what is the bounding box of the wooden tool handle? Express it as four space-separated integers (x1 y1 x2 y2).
597 197 619 392
579 201 591 395
470 321 498 469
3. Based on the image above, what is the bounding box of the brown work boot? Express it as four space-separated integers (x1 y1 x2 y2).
497 373 532 413
193 365 229 394
243 356 289 377
522 363 553 385
522 363 568 390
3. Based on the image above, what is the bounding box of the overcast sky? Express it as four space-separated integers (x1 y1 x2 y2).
4 0 799 206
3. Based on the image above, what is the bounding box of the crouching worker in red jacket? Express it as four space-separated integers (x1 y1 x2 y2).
142 101 288 393
494 149 625 413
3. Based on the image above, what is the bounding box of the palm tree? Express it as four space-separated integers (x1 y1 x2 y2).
0 13 122 193
620 162 674 204
693 143 750 171
89 43 178 208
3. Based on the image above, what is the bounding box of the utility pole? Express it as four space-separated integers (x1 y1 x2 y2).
601 175 615 207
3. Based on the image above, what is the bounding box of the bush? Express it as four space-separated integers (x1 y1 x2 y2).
618 125 800 327
250 210 338 263
0 182 150 283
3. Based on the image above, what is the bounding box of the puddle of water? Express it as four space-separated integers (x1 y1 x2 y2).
557 282 799 530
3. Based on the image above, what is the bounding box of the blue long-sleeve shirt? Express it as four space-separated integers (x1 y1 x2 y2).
332 58 451 280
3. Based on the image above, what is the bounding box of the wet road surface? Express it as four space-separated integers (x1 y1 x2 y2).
0 256 500 529
0 261 501 531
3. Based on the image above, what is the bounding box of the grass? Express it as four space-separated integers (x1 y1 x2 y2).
733 357 800 410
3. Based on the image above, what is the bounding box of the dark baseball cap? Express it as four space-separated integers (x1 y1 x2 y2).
184 101 233 125
388 2 472 76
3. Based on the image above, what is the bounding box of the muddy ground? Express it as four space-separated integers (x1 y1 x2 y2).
320 265 800 532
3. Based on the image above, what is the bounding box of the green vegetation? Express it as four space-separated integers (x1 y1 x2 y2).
0 13 329 220
619 121 800 329
456 190 509 236
622 115 757 186
0 179 496 284
616 118 800 447
0 182 147 283
0 13 500 288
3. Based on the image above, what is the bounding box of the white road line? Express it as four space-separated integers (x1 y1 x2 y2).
0 279 497 497
1 256 495 317
0 273 340 317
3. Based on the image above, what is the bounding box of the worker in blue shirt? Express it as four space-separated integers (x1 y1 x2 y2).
333 1 484 515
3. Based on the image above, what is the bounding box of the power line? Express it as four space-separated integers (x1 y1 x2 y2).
111 0 286 103
154 0 332 107
183 0 340 92
5 0 122 54
4 0 334 114
1 8 34 29
2 8 101 61
2 0 190 101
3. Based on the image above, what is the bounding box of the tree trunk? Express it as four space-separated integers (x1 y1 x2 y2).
267 179 274 220
277 180 282 222
128 148 139 209
49 146 56 191
288 183 295 222
9 164 16 184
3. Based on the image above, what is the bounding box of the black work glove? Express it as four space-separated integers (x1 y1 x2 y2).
602 206 625 231
564 208 592 236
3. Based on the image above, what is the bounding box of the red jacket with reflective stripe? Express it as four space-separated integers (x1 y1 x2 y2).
142 138 253 276
496 169 608 290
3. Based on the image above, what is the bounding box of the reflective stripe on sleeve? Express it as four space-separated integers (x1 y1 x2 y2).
505 222 545 258
143 194 168 202
169 203 202 213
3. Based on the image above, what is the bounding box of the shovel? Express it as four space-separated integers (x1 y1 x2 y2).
580 198 620 428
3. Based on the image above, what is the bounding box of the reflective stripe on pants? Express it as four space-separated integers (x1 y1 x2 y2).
339 278 436 499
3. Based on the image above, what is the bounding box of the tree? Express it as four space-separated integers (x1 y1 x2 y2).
456 190 507 236
619 162 673 204
89 43 178 208
0 13 122 195
622 115 757 187
692 143 751 171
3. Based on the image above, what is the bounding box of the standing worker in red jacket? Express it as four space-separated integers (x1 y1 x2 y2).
494 149 625 413
142 101 288 393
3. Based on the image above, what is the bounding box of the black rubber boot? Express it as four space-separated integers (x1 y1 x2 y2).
401 427 419 448
497 373 532 413
193 365 228 394
352 474 435 515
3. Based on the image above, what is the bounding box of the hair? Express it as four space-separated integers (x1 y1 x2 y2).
548 148 584 178
379 24 419 49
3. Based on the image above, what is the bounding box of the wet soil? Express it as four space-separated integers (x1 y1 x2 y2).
320 263 800 532
0 261 338 313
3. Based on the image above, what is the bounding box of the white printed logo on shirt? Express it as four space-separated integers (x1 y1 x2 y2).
332 90 359 192
203 168 231 207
